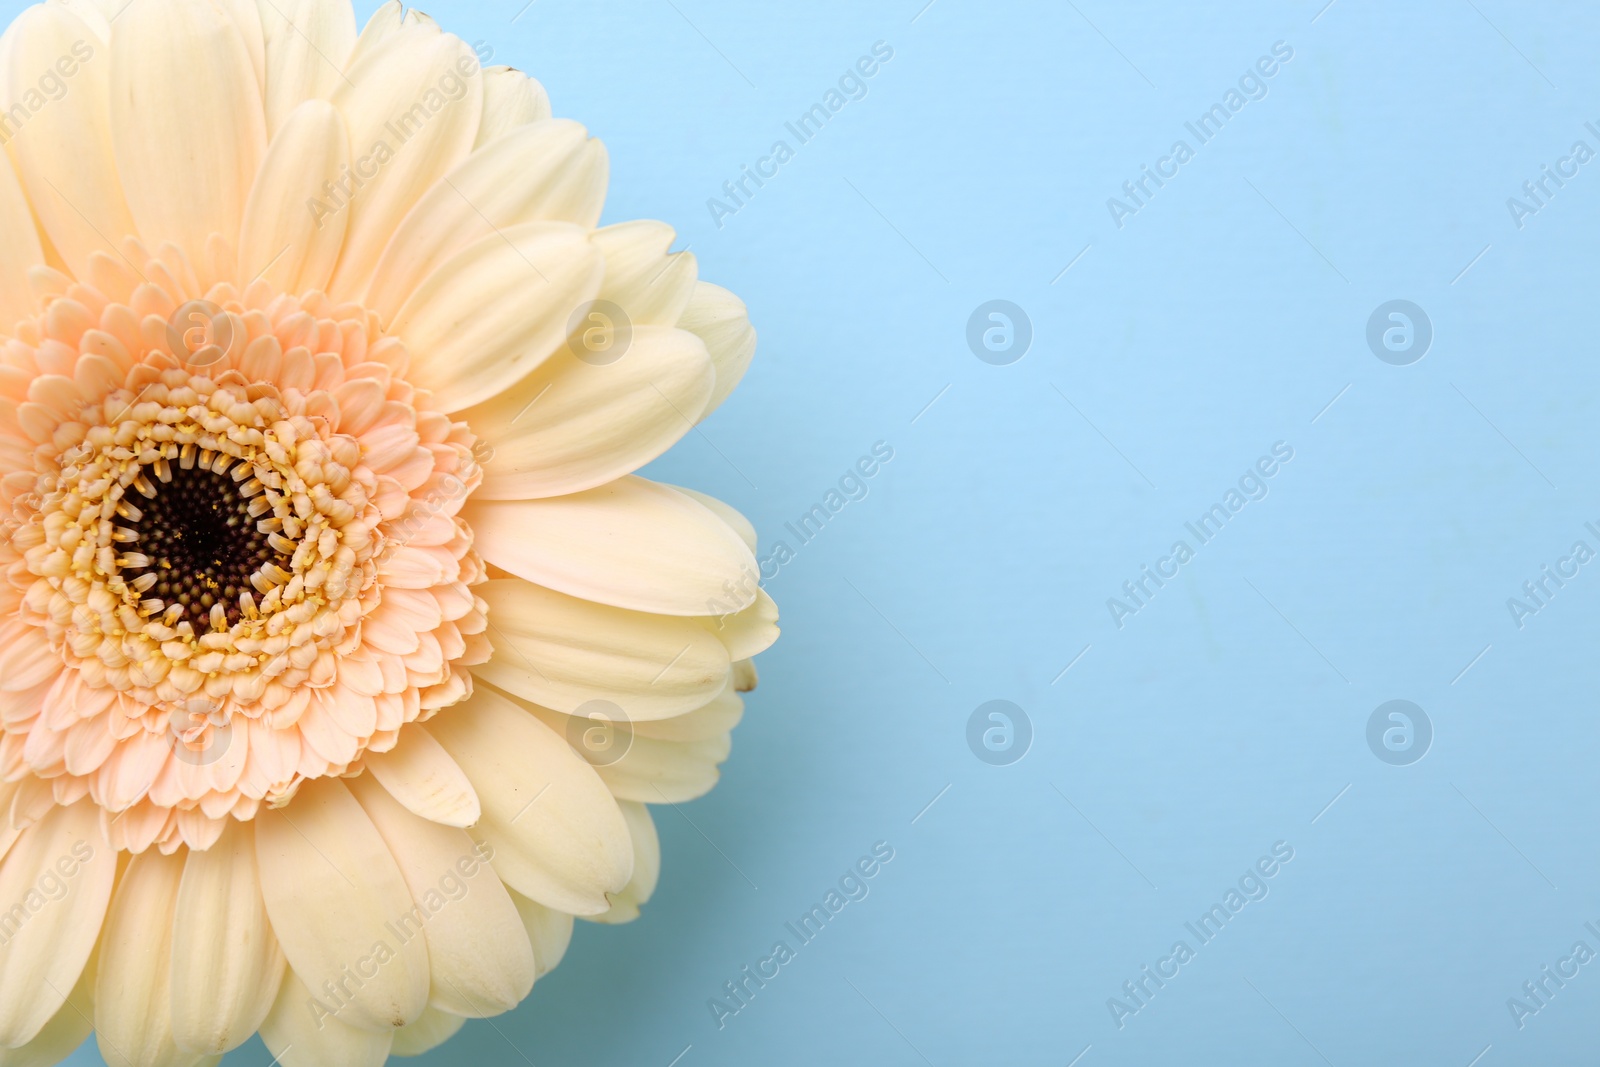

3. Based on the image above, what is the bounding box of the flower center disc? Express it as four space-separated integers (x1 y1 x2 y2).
118 463 290 631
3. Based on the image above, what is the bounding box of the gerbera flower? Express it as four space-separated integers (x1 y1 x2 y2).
0 1 777 1063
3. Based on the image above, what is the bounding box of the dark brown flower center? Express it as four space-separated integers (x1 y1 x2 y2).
118 464 289 631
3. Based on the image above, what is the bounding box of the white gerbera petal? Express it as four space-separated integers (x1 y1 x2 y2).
671 486 759 553
0 801 115 1048
508 890 575 978
237 99 351 292
679 281 758 421
256 0 358 136
632 683 745 742
704 588 780 661
260 971 392 1067
0 150 41 331
427 687 632 916
466 477 757 617
0 951 94 1067
254 778 430 1032
365 119 607 318
342 0 403 72
92 849 191 1067
518 694 732 804
389 222 603 412
349 775 535 1019
362 723 480 828
109 0 267 270
325 20 481 299
474 579 732 719
214 0 267 93
1 3 134 277
51 0 109 41
475 66 551 147
467 325 714 501
590 800 660 924
0 783 22 868
388 1007 465 1058
170 821 286 1056
592 221 699 326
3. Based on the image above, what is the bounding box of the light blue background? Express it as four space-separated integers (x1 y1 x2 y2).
28 0 1600 1063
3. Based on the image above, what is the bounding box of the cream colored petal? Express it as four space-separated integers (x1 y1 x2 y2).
474 66 550 148
237 99 350 294
520 697 730 805
631 684 744 742
428 687 631 916
465 477 757 618
589 801 659 925
733 658 759 692
703 588 779 661
0 948 93 1067
109 0 267 269
679 281 757 421
93 849 191 1067
52 1 108 40
363 723 479 828
341 0 402 72
365 119 607 320
600 732 730 804
214 0 266 93
325 22 482 300
0 149 41 331
259 971 392 1067
256 0 359 136
348 776 535 1019
0 801 114 1048
389 1006 465 1058
669 487 757 553
170 820 286 1056
0 782 22 869
254 777 429 1032
2 4 135 277
465 325 714 501
507 891 573 978
475 579 731 720
388 222 602 412
592 221 699 327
